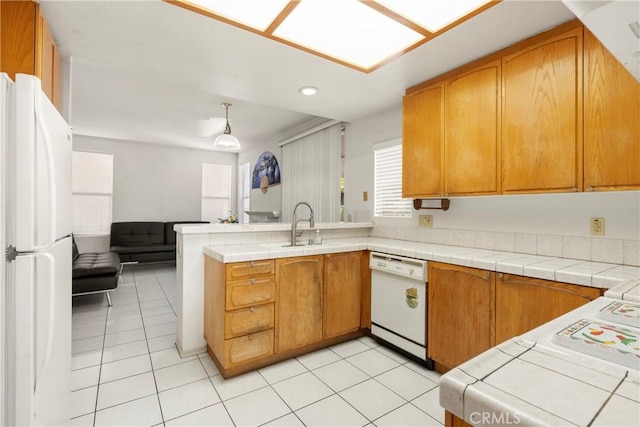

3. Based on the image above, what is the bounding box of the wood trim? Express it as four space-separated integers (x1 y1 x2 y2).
165 0 501 74
204 256 227 360
407 19 583 95
363 1 433 36
360 251 371 328
264 1 299 35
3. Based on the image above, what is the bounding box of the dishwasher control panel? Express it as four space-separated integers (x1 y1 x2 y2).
369 252 427 281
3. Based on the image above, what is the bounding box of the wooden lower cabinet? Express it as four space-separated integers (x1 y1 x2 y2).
428 262 495 371
224 330 274 367
495 273 602 344
323 252 362 339
204 257 276 372
275 255 323 353
428 262 605 372
205 252 368 378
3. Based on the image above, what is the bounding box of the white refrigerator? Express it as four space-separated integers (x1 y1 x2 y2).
1 73 72 426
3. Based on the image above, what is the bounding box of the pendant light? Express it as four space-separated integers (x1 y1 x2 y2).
213 103 241 149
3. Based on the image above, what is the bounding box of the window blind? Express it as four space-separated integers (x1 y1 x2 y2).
72 151 113 235
202 163 231 222
374 144 412 218
282 124 342 223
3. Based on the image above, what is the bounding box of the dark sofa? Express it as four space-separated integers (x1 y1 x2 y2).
72 237 121 306
110 221 208 263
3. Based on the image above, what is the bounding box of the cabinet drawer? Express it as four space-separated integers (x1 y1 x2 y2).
224 329 274 367
225 303 275 339
226 277 276 310
226 260 274 280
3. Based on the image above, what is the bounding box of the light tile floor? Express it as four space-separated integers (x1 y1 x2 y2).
70 263 444 427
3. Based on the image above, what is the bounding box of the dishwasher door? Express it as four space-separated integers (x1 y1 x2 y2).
371 269 427 360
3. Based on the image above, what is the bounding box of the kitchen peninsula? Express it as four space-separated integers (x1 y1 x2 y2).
175 222 639 375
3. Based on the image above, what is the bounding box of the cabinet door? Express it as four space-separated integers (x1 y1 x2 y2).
1 1 37 78
584 30 640 191
445 60 501 196
226 276 275 310
428 262 495 370
226 260 274 281
502 28 583 193
35 9 62 111
323 252 362 339
402 84 443 197
495 273 602 344
275 255 323 353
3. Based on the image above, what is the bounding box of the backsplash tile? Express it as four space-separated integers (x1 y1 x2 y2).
623 240 639 266
591 239 624 264
514 233 537 254
475 232 495 250
536 235 563 257
562 236 590 261
371 224 638 266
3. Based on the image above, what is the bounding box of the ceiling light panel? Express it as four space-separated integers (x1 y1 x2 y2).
273 0 425 69
375 0 493 33
186 0 289 31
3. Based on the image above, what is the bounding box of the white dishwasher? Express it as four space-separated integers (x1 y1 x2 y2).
370 252 434 369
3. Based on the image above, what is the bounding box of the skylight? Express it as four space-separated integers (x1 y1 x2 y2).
167 0 499 73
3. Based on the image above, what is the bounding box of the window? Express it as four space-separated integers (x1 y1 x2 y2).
202 163 231 222
373 141 412 218
72 151 113 235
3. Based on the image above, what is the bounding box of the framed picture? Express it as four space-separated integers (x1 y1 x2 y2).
252 151 281 193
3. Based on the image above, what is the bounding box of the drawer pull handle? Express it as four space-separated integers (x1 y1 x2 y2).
250 279 256 284
249 261 255 267
250 307 255 312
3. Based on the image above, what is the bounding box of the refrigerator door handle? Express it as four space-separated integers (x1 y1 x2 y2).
31 252 56 409
32 88 57 251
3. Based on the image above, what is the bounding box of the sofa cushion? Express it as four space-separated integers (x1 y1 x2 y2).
110 244 175 255
72 235 80 261
164 221 209 245
73 252 121 279
110 222 165 246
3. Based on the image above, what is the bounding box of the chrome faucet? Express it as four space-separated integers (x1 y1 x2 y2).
291 202 315 246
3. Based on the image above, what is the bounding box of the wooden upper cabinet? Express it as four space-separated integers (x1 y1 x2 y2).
1 1 62 111
275 256 323 353
323 252 362 339
501 28 583 194
444 60 501 196
495 273 602 344
583 30 640 191
402 84 444 198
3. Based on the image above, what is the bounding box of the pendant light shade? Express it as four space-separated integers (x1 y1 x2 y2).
213 103 241 150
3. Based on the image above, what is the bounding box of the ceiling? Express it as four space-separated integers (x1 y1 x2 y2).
39 0 576 152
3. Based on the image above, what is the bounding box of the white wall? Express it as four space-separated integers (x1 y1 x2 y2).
73 135 238 223
344 105 640 241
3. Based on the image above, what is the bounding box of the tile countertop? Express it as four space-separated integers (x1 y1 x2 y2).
439 296 640 427
202 237 640 289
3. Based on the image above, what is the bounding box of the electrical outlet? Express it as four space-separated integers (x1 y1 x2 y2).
419 215 433 228
590 217 605 236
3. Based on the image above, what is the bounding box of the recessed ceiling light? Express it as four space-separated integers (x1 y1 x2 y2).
299 86 318 96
